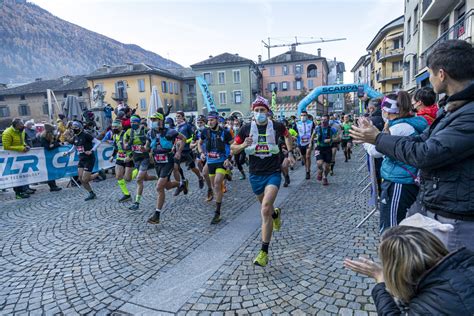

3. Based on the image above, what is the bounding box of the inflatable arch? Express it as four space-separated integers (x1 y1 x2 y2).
297 84 383 116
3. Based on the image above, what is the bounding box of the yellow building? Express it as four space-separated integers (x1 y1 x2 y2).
367 16 405 94
86 63 184 117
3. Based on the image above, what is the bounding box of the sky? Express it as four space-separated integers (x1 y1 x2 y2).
30 0 404 83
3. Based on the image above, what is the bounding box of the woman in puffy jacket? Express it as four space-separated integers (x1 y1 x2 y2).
344 225 474 315
364 92 428 233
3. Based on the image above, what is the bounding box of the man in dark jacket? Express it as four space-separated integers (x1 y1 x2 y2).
351 40 474 251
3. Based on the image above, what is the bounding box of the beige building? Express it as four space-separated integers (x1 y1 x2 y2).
367 16 405 94
0 76 90 130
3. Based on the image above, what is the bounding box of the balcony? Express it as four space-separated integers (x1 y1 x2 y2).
377 71 403 83
377 48 404 62
111 92 128 101
422 0 453 21
420 10 473 68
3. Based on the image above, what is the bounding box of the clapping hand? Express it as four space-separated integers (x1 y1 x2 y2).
343 257 384 283
350 117 380 145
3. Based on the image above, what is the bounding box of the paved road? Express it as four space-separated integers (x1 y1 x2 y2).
0 147 379 315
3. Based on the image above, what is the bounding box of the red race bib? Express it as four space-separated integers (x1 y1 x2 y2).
208 151 220 159
154 154 168 163
77 146 85 153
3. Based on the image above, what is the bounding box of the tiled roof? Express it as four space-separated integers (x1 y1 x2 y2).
261 50 325 65
86 63 182 80
167 67 197 79
0 76 88 96
191 53 255 68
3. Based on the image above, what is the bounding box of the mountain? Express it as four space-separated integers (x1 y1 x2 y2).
0 0 183 84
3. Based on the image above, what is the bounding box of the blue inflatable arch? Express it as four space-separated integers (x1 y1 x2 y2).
297 84 383 116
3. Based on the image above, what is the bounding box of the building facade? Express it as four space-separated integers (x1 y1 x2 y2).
367 16 405 94
326 58 346 113
0 76 90 130
86 63 184 118
259 48 329 116
408 0 473 88
191 53 261 117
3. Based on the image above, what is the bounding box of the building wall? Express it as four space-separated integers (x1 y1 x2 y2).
88 74 182 118
370 25 404 94
0 90 90 129
194 65 254 116
403 0 421 92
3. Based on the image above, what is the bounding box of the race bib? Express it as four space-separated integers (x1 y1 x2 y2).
118 152 127 159
132 145 144 152
154 154 169 163
301 136 310 143
314 150 320 157
255 144 271 158
208 151 220 159
77 146 85 153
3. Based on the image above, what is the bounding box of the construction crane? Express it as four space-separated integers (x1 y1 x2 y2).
261 36 347 60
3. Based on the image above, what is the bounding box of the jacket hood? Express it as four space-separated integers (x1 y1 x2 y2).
389 116 428 134
417 105 438 123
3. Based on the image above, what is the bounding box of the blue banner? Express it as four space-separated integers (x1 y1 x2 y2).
196 76 217 112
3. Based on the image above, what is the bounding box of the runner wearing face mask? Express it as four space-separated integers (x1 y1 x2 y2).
296 110 314 180
125 115 157 210
146 112 186 224
232 117 247 180
63 121 102 200
192 116 214 200
231 96 296 267
109 119 133 202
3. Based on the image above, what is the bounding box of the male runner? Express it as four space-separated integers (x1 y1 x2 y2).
110 119 133 202
198 111 234 224
310 115 337 186
296 110 314 179
231 96 295 267
341 114 353 162
147 112 185 224
329 114 342 175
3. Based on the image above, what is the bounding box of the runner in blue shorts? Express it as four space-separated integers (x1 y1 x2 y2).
232 96 295 267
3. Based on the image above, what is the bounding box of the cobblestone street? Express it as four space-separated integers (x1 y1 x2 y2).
1 148 380 315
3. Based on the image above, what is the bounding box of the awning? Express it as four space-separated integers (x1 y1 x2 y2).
416 71 430 84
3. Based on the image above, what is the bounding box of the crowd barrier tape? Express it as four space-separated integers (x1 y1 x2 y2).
0 144 115 190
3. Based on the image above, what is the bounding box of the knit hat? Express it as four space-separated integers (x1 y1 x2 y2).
251 96 270 111
72 121 83 129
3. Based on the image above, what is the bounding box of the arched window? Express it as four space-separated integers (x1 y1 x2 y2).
307 64 318 78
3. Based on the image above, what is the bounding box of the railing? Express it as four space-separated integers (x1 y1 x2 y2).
377 71 403 83
111 92 128 100
377 48 404 62
422 0 432 14
420 10 473 68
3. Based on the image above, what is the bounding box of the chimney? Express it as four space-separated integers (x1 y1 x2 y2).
126 62 133 71
35 78 42 82
317 48 321 57
235 53 239 56
103 64 111 73
209 55 213 59
258 55 262 63
62 76 71 84
291 44 296 52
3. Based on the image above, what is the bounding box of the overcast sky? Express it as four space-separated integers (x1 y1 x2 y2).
30 0 403 83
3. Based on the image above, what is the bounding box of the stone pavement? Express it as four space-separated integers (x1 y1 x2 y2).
0 147 380 315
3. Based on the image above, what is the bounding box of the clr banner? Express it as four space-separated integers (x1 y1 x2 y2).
0 144 115 190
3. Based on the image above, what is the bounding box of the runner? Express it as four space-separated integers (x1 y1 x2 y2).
231 96 295 267
146 112 186 224
109 119 133 202
125 115 157 210
329 114 342 176
198 111 234 224
232 117 247 180
175 111 204 193
341 114 353 162
296 110 314 179
63 121 104 200
310 115 337 186
192 115 214 201
279 119 292 187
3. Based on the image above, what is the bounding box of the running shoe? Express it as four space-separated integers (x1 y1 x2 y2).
118 194 131 203
253 250 269 267
317 172 322 181
322 178 329 186
15 192 30 199
273 208 282 232
147 212 160 224
98 169 107 180
305 172 310 180
183 179 189 195
84 192 97 201
198 177 204 189
283 175 290 187
211 213 221 224
129 202 140 210
239 172 246 180
206 189 214 202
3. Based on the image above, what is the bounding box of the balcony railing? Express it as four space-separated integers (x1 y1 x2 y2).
111 92 128 101
420 10 473 68
377 48 404 62
376 71 403 83
422 0 432 14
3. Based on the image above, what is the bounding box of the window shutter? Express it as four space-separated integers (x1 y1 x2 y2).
267 83 271 91
293 81 297 90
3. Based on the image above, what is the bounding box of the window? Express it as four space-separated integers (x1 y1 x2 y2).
0 106 9 118
20 95 25 100
63 93 68 98
42 102 49 115
203 72 212 84
233 70 241 83
406 61 411 83
0 96 4 101
281 81 289 91
392 61 403 72
392 83 402 91
161 81 168 93
18 104 30 116
164 98 168 106
295 80 302 90
169 82 173 94
115 80 127 99
140 98 147 111
269 82 277 92
218 71 225 85
174 82 179 95
455 2 466 22
170 99 174 107
414 6 419 32
138 79 145 92
412 54 418 77
219 91 227 105
175 100 180 109
407 18 412 42
233 91 242 104
188 83 195 94
282 65 289 75
393 38 401 49
270 67 275 76
295 64 302 75
308 79 314 89
78 91 83 97
307 64 317 78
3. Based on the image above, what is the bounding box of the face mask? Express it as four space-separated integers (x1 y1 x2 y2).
301 116 307 122
198 125 205 131
73 129 81 134
112 129 120 134
254 112 267 124
152 122 160 129
131 124 139 130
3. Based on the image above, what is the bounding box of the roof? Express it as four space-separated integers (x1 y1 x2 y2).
366 16 404 51
0 75 88 96
351 54 370 72
86 63 183 80
261 50 326 65
167 67 197 79
191 53 255 68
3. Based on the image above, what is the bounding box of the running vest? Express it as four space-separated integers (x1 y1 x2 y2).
316 125 333 147
245 120 279 158
127 128 148 159
113 132 130 160
205 128 226 154
342 123 352 140
297 121 313 146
